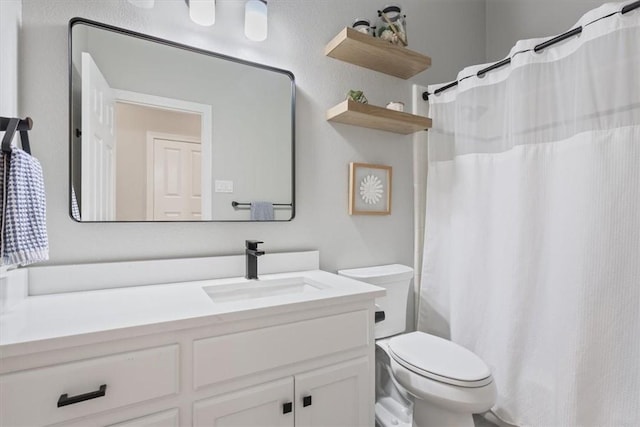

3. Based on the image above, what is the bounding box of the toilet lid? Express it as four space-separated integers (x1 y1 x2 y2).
388 332 492 388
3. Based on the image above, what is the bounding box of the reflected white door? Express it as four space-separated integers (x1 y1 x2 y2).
152 136 202 220
81 52 116 221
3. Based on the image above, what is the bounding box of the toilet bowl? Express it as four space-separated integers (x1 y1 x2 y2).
384 332 496 427
338 265 496 427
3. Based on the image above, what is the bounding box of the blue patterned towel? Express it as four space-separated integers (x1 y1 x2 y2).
250 201 274 221
0 149 49 266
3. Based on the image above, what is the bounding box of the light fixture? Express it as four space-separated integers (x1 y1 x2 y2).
186 0 216 27
127 0 155 8
244 0 268 41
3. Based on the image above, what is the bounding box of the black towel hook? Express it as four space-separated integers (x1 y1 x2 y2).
1 118 20 154
0 116 33 154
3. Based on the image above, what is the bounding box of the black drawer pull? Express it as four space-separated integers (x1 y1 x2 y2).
302 395 312 407
57 384 107 407
375 310 386 323
282 402 292 414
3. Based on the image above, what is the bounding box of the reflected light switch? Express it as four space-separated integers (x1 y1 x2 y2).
215 180 234 193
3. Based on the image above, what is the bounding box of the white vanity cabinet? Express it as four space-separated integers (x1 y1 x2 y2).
0 298 377 427
0 260 383 427
0 306 374 427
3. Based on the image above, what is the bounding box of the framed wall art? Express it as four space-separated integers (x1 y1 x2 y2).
349 162 392 215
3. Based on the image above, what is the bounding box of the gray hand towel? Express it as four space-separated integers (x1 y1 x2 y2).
0 149 49 266
250 201 274 221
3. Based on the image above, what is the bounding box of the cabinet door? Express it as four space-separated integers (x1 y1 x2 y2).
295 357 370 427
193 377 294 427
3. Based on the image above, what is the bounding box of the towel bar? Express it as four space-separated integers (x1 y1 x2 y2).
231 201 292 208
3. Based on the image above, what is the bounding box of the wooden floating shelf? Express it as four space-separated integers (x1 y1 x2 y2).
324 27 432 79
327 100 432 135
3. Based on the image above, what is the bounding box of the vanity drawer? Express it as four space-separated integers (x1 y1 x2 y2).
193 310 369 389
0 344 179 427
107 408 180 427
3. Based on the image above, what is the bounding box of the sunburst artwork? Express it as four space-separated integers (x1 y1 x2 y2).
349 163 392 215
360 175 383 204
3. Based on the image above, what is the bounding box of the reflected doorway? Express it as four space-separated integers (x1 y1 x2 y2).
112 95 212 221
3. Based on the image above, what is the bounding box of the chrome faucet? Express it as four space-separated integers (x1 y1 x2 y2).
245 240 265 280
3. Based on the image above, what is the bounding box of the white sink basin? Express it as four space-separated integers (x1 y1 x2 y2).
203 276 329 303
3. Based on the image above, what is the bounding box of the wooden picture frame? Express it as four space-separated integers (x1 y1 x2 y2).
349 162 392 215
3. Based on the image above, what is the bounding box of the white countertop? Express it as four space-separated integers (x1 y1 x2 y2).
0 270 384 358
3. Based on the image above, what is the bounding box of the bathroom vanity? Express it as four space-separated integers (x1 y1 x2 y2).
0 252 384 426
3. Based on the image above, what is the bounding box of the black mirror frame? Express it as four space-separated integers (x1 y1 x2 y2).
68 17 295 223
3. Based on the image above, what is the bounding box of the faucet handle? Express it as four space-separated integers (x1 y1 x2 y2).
245 240 264 250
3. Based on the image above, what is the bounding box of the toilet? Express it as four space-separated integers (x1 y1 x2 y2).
338 265 496 427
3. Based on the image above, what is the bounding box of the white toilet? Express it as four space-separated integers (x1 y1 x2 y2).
338 264 497 427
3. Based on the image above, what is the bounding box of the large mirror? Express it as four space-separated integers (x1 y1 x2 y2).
69 19 294 222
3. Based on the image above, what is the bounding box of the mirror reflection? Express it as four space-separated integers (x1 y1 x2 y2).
70 19 295 222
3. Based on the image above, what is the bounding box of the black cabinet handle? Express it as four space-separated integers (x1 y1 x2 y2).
282 402 292 414
375 310 386 323
57 384 107 407
302 395 312 407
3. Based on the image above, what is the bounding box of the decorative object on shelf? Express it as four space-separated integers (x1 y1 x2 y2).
245 0 268 41
324 27 431 79
386 101 404 112
347 90 369 104
327 100 431 134
349 162 392 215
377 5 407 46
187 0 216 26
352 19 374 36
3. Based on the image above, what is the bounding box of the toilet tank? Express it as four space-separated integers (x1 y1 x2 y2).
338 264 413 339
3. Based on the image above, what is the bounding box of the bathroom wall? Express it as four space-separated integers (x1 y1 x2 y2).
19 0 486 279
0 0 21 116
485 0 607 61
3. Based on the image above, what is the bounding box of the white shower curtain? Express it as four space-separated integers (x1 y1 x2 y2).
418 2 640 426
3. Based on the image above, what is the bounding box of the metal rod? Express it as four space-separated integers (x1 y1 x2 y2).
434 81 458 96
534 26 582 53
0 116 33 132
422 3 638 99
477 57 511 77
622 0 640 14
232 201 292 208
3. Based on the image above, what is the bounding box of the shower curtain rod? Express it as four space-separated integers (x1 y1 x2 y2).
422 0 640 100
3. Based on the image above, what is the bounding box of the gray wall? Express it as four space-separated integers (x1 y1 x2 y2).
485 0 606 61
19 0 486 276
0 0 21 117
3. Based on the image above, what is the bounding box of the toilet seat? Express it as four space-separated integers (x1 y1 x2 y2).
388 332 493 388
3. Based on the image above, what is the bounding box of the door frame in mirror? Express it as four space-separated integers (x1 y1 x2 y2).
68 17 296 222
